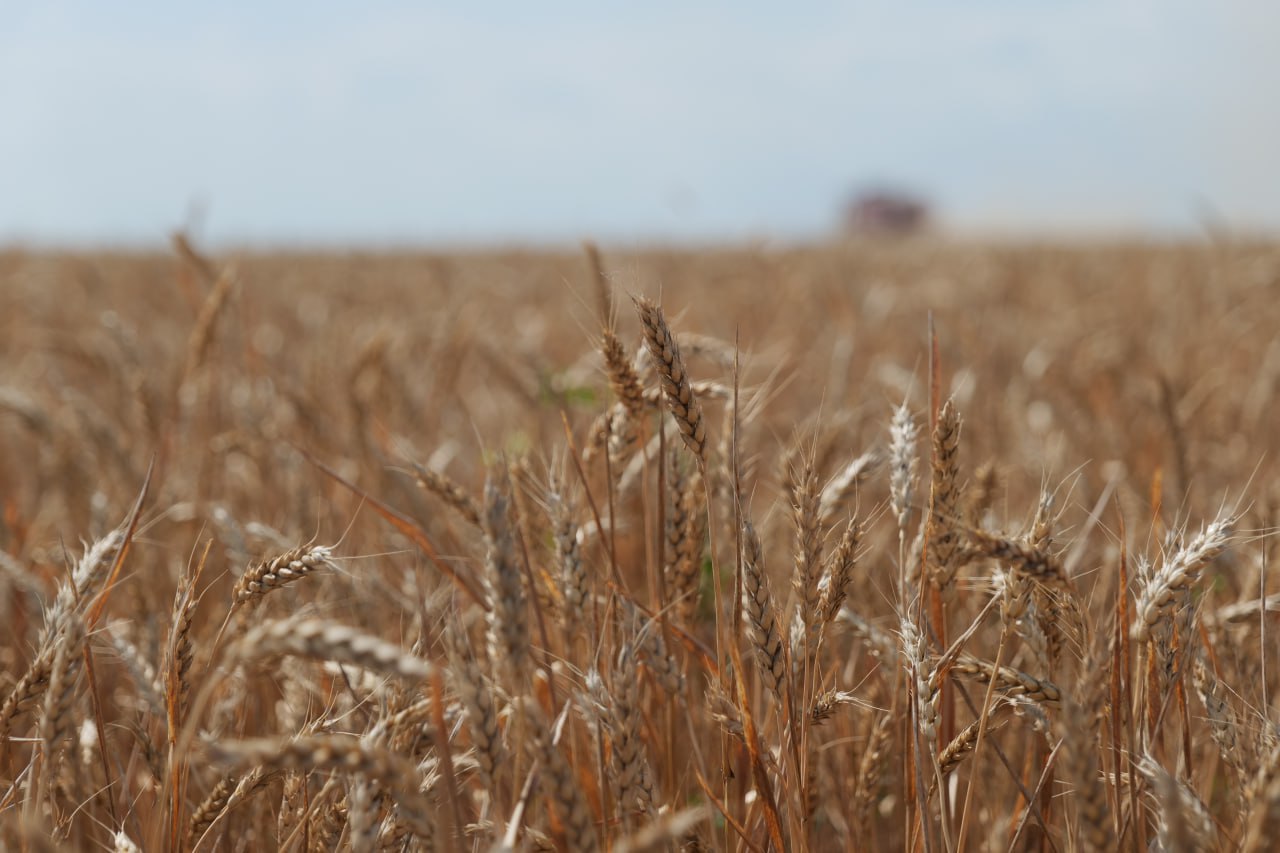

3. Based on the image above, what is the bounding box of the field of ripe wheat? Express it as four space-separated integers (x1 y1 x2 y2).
1 239 1278 851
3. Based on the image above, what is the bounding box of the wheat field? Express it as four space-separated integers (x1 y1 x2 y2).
1 239 1278 851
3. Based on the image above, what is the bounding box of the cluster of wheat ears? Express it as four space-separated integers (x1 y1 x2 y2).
0 239 1278 851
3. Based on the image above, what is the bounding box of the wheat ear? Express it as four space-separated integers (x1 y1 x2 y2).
634 296 707 463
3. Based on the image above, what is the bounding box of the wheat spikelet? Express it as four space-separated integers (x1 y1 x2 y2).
634 296 707 463
810 689 859 726
965 527 1067 588
612 807 709 853
236 617 434 681
1057 663 1110 852
596 327 640 417
602 328 646 452
188 769 272 848
481 464 529 687
663 449 704 624
208 735 423 800
677 469 706 624
926 399 963 591
819 518 859 626
818 450 882 525
902 619 937 743
1212 592 1280 625
164 571 199 734
311 795 348 851
1132 513 1234 642
938 711 1007 777
1024 494 1071 672
375 814 416 852
1192 654 1249 797
410 460 482 529
445 624 506 791
187 774 238 847
1244 773 1280 853
610 643 658 822
347 776 380 851
888 402 919 532
586 374 717 464
741 520 786 696
549 487 588 616
232 544 334 605
521 700 601 853
1137 755 1215 851
790 455 823 660
33 529 123 657
40 613 87 759
948 655 1062 706
583 240 612 322
640 379 730 406
706 683 745 742
104 626 164 715
966 460 999 526
276 772 307 845
853 712 894 836
628 607 684 695
0 652 53 740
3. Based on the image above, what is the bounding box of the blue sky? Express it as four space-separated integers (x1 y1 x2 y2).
2 1 1276 245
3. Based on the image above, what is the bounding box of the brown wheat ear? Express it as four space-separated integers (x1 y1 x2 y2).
410 460 482 529
926 399 963 592
741 519 786 697
232 544 335 606
634 296 707 464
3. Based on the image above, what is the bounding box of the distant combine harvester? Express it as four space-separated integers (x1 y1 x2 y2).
844 189 931 237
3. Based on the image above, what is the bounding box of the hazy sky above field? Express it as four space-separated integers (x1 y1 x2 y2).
2 1 1277 245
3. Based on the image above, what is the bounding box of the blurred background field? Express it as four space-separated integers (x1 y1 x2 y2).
4 240 1279 534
